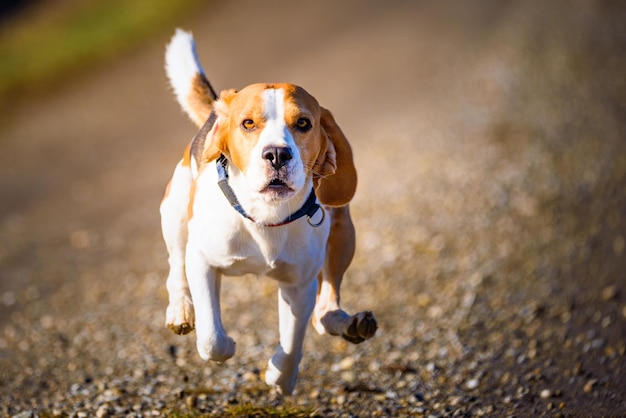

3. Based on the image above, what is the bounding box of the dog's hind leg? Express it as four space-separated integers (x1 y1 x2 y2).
311 205 378 344
160 156 195 335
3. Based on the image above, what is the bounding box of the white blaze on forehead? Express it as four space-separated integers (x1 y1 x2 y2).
245 86 306 196
263 88 285 122
260 88 290 147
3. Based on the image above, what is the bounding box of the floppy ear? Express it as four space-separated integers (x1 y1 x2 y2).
194 89 237 164
313 107 357 207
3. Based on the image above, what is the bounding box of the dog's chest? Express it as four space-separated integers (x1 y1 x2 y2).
193 216 328 283
224 238 293 280
230 227 291 272
187 171 330 282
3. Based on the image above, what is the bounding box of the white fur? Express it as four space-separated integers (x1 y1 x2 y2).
161 90 330 394
176 153 330 393
161 30 375 395
237 88 307 218
165 29 205 121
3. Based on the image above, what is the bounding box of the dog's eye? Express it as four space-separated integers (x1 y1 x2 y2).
295 118 312 132
241 119 256 131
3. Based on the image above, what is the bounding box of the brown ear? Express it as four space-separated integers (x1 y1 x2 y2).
188 110 225 164
197 90 237 164
197 112 223 163
313 107 357 207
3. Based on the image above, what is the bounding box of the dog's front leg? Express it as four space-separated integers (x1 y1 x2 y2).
161 163 195 335
265 279 317 395
185 251 236 363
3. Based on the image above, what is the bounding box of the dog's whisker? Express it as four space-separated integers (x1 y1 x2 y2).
303 164 329 179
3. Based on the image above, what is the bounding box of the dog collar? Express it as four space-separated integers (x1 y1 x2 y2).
216 155 324 227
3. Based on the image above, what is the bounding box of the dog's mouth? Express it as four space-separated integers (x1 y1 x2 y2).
269 178 287 187
261 178 293 197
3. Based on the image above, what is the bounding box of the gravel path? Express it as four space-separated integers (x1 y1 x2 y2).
1 1 625 417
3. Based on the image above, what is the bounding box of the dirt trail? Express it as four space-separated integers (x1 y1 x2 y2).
1 1 625 416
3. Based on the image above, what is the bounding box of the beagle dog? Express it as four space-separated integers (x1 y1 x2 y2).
160 29 377 394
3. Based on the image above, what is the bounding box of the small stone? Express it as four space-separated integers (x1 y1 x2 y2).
95 404 111 418
338 356 355 370
385 390 398 399
590 338 605 350
11 412 34 418
186 394 198 409
466 378 479 390
395 379 407 389
601 285 617 301
113 406 129 415
500 371 511 384
368 360 381 372
540 389 552 399
583 379 597 393
373 393 387 401
341 370 356 382
241 370 258 382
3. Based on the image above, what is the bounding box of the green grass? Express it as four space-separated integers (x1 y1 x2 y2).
222 404 320 417
162 386 321 417
165 404 320 417
0 0 201 106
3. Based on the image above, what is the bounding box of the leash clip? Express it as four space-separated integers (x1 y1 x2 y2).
307 205 326 227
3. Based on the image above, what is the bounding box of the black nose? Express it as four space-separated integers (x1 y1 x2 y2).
262 146 293 169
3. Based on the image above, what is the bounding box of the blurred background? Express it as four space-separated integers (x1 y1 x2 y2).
0 1 625 416
0 0 200 118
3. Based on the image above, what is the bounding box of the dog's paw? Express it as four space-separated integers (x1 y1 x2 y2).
165 298 195 335
168 321 194 335
342 311 377 344
319 309 378 344
197 334 236 363
265 357 297 395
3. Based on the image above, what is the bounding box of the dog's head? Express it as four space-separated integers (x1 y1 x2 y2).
199 83 357 207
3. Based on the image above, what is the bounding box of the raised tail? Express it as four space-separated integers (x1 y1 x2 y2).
165 29 218 127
